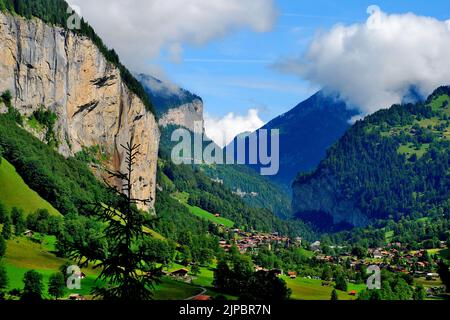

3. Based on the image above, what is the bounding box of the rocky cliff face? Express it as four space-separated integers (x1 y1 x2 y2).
0 13 159 211
292 175 369 229
137 73 204 133
158 99 203 133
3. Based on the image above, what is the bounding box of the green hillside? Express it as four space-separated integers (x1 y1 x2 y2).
173 192 234 228
0 157 60 216
283 276 364 300
2 235 207 300
187 205 234 228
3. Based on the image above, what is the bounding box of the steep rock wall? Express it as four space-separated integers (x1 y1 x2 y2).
158 99 203 133
0 13 159 211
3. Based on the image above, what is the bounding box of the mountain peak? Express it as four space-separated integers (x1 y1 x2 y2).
226 90 360 188
137 73 201 118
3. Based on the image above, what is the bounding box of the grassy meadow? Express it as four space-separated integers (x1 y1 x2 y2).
0 157 60 216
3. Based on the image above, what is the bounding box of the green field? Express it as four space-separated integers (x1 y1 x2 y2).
283 276 365 300
429 93 450 112
192 266 215 288
5 237 67 271
154 277 203 300
294 247 315 259
3 236 101 299
2 234 216 300
385 230 394 242
0 157 61 216
4 264 100 299
186 205 234 228
397 143 429 160
172 192 235 228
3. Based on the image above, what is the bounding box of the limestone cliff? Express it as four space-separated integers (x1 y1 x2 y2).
0 13 159 211
292 175 369 228
158 99 203 133
137 73 204 133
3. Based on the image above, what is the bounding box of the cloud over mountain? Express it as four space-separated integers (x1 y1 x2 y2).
276 6 450 115
204 109 265 147
69 0 277 71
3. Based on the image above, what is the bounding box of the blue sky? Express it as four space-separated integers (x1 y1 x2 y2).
73 0 450 145
148 0 450 123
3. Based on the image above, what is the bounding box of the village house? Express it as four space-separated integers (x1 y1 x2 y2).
271 269 283 277
23 230 34 238
192 295 212 301
310 241 321 252
426 273 439 280
232 231 291 253
348 290 357 296
316 255 334 262
68 294 86 301
171 268 190 279
370 249 383 259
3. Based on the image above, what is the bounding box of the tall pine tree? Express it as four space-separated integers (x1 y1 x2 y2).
65 140 162 300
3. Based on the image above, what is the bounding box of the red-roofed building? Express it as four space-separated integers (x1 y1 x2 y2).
193 295 212 301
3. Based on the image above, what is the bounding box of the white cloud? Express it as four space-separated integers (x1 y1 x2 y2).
139 75 183 97
68 0 277 71
204 109 265 147
276 6 450 115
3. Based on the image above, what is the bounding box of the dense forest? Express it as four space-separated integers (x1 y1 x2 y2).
293 86 450 230
0 0 155 115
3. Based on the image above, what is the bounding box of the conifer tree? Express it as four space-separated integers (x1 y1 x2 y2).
331 289 339 301
65 140 161 300
1 215 12 240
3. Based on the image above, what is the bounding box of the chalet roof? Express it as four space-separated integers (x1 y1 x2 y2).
193 295 212 301
171 268 189 275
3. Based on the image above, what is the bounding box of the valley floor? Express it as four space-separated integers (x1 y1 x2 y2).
2 232 367 300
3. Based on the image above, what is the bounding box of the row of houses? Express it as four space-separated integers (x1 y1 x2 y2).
219 231 297 253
